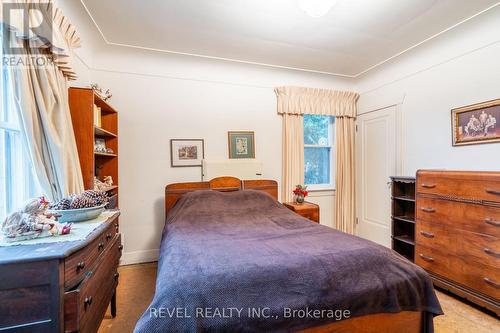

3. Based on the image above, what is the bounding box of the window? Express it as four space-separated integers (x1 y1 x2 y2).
304 115 335 189
0 64 42 221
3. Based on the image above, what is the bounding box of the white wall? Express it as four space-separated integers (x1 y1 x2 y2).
89 47 349 263
57 0 351 264
355 5 500 176
60 0 500 264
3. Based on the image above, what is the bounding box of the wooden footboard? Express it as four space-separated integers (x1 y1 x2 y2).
297 311 423 333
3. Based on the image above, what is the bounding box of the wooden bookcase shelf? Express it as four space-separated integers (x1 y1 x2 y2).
94 126 117 138
95 152 118 158
69 87 119 207
103 185 118 192
390 176 416 262
393 196 416 202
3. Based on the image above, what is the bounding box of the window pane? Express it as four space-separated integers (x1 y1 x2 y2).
305 147 330 185
0 129 6 219
304 115 330 145
0 129 42 221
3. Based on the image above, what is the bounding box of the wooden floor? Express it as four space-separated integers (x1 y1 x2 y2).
99 262 500 333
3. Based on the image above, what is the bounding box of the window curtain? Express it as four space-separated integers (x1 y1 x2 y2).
2 0 84 201
335 116 356 234
275 86 359 234
281 113 304 202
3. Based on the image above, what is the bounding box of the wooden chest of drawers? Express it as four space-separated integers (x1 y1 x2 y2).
415 170 500 315
0 212 122 332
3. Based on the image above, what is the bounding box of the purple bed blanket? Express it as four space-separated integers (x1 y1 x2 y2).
134 190 442 333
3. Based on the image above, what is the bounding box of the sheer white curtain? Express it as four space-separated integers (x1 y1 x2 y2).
2 0 83 201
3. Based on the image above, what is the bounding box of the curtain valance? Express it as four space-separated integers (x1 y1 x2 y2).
274 86 359 118
4 0 81 80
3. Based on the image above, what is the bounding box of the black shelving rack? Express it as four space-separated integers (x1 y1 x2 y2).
390 176 416 262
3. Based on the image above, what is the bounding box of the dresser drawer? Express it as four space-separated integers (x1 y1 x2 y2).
64 234 121 333
416 219 499 266
416 244 500 300
415 220 452 251
415 244 453 279
468 268 500 300
416 171 500 202
416 197 500 237
64 222 119 289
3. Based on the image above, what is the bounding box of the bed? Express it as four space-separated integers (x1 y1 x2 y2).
134 177 442 333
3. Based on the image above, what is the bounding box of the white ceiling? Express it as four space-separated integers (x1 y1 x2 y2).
81 0 500 77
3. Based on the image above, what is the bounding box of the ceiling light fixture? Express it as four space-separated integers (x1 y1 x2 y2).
297 0 338 18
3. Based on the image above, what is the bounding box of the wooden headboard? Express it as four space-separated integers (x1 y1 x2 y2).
165 176 278 216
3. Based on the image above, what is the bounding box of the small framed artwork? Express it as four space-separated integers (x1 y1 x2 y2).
170 139 204 167
228 131 255 159
452 98 500 146
94 138 106 153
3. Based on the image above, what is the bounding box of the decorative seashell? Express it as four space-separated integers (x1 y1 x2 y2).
23 198 41 214
1 198 69 241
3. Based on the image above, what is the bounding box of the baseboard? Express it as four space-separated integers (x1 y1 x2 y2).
120 249 159 265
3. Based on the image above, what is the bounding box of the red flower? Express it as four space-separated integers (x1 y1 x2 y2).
293 185 309 197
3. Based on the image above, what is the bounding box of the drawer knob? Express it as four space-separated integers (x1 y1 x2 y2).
84 296 93 309
485 188 500 196
106 233 113 240
98 242 104 251
421 183 436 189
76 261 85 271
118 244 123 251
419 254 434 262
483 277 500 289
483 248 500 258
420 231 435 238
420 207 436 213
485 218 500 227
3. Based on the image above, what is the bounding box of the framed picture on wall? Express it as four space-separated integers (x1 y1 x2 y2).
170 139 204 167
228 131 255 159
452 98 500 146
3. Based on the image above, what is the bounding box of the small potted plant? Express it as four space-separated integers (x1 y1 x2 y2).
293 185 308 204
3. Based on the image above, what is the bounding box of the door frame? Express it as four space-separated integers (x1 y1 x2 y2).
355 103 404 237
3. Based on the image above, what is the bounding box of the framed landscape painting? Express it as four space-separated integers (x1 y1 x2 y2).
228 131 255 159
452 98 500 146
170 139 204 167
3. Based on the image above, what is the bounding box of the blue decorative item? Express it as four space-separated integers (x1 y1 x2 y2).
47 204 106 223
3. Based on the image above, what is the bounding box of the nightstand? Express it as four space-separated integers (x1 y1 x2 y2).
283 201 320 223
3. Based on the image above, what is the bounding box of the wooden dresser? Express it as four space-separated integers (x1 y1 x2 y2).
0 212 122 332
415 170 499 315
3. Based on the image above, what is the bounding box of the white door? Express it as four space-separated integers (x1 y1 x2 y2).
356 106 398 247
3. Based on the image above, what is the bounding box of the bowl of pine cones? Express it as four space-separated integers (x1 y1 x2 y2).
47 190 109 223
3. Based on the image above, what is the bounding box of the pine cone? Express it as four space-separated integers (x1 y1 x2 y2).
70 196 96 209
81 190 108 206
49 198 71 210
